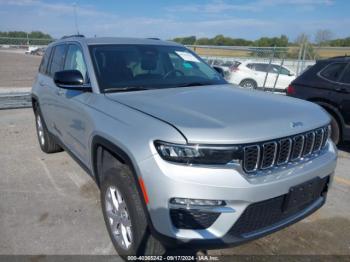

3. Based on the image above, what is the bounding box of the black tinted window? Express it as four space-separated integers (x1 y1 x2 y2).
48 44 67 77
320 63 347 81
90 44 225 92
270 65 290 75
38 46 52 74
254 64 268 72
340 65 350 84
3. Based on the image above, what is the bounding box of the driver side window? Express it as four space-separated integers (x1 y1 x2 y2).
64 44 88 83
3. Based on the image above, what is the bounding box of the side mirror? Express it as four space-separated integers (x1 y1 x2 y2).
212 66 225 78
54 70 92 92
289 73 295 77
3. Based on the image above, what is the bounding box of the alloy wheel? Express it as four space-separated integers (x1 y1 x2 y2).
105 186 133 250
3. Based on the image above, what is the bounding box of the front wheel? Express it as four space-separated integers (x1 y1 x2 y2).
100 164 166 256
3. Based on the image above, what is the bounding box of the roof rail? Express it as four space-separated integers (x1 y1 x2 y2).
327 55 349 60
147 37 160 40
61 34 85 39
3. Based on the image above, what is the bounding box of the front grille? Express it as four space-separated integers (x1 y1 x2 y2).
243 126 329 173
229 176 329 237
170 209 220 229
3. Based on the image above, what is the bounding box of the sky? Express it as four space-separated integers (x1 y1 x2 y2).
0 0 349 41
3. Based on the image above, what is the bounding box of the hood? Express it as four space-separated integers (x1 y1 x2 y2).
106 85 330 144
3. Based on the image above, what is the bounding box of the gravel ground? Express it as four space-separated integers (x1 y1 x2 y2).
0 50 41 88
0 108 349 257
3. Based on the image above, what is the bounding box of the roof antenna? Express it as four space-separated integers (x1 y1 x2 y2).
73 2 80 35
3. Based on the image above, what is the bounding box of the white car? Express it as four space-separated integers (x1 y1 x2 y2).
227 61 296 91
25 46 39 55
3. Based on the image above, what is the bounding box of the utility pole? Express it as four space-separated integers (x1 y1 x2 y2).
73 3 80 35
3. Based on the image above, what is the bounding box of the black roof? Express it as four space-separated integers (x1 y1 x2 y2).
323 55 350 62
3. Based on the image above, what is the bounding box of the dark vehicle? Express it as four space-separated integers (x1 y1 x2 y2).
287 56 350 145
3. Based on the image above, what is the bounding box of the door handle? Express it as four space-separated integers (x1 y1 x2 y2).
39 81 45 87
335 87 349 94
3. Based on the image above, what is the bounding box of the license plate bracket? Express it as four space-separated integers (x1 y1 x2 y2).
283 177 322 212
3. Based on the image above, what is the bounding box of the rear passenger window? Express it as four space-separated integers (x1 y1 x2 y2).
340 65 350 84
247 64 253 69
48 44 67 77
254 64 268 72
320 63 347 82
38 46 52 74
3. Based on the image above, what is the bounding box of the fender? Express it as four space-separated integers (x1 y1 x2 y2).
90 135 177 245
31 94 39 112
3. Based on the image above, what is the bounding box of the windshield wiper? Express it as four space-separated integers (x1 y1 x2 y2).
177 82 213 87
103 86 150 93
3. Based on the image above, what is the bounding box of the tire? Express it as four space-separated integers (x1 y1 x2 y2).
239 79 257 89
329 114 341 145
100 162 166 257
34 107 62 153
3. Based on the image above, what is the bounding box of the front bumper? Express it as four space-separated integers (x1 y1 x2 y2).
138 141 337 248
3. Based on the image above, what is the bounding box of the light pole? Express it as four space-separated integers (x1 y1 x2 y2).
73 2 80 35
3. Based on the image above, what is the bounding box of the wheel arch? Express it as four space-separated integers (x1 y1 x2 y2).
91 135 136 187
90 135 161 239
308 98 344 139
31 94 39 112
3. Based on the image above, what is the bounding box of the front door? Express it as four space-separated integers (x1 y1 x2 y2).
57 43 92 165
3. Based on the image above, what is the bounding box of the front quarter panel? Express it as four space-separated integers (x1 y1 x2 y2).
86 94 187 175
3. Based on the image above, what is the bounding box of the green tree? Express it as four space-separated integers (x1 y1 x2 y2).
173 36 196 45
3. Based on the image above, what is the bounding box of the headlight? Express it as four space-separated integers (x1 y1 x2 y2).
154 141 242 165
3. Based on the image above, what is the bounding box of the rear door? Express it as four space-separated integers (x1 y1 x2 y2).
270 65 295 90
335 63 350 126
45 44 67 138
249 63 269 87
36 46 54 129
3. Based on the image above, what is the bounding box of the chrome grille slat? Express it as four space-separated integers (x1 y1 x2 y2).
242 126 329 174
322 127 329 147
291 135 305 161
303 132 315 156
243 145 260 173
261 142 277 169
277 138 292 165
314 129 323 152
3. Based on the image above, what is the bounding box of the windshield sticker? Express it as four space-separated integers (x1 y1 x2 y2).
175 51 200 63
183 62 193 69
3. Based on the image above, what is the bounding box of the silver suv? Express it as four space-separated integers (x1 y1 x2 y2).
31 36 337 256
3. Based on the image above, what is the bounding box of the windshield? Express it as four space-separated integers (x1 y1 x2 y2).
89 44 226 92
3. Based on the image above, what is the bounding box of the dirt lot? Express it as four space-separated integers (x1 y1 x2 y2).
0 108 349 257
0 50 41 88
